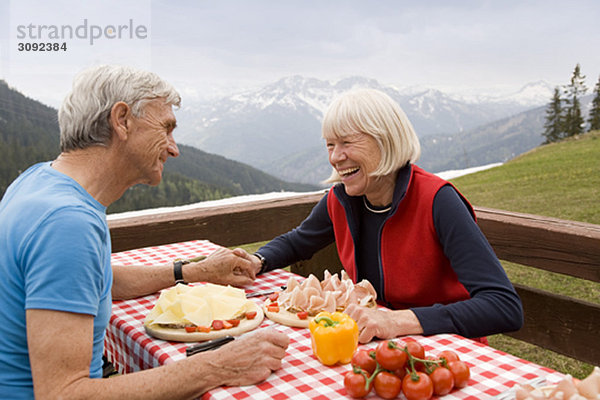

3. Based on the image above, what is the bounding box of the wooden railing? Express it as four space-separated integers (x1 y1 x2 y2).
108 192 600 366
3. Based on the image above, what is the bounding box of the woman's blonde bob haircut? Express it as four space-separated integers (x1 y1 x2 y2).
322 88 421 184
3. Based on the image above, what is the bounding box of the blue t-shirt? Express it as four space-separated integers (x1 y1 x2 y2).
0 162 112 398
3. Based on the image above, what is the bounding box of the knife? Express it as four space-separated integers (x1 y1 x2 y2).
185 335 235 357
246 286 287 298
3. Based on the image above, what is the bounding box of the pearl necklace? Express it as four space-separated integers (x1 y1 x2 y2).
363 196 392 214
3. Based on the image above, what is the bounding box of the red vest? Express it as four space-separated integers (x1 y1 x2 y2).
327 165 473 310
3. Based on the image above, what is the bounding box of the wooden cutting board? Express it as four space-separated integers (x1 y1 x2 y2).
145 302 264 342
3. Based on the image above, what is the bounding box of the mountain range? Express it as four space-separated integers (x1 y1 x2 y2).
175 76 578 186
0 80 317 213
2 74 593 207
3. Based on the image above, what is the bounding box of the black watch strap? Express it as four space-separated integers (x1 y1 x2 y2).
253 252 267 274
173 260 186 284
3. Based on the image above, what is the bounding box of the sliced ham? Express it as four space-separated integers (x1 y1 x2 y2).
307 294 326 314
286 275 300 291
322 291 337 313
321 271 341 292
276 270 377 316
301 274 322 294
289 286 309 310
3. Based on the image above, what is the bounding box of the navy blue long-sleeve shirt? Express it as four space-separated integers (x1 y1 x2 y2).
257 166 523 339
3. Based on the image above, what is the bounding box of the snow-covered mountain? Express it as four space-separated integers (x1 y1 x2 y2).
447 81 556 107
496 81 556 106
175 76 556 185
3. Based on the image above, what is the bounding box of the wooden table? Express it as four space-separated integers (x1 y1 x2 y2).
105 240 566 399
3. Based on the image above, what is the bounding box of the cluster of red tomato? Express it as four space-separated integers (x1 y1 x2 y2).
344 339 471 400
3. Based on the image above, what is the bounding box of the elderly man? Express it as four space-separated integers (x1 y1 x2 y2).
0 65 288 399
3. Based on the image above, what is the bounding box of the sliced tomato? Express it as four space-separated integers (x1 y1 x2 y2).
226 319 241 327
196 326 211 333
211 320 224 330
296 311 309 320
268 292 279 302
245 311 257 320
267 305 280 312
222 321 233 329
185 326 197 333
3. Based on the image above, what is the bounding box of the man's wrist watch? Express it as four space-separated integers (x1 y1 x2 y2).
253 252 267 274
173 260 186 284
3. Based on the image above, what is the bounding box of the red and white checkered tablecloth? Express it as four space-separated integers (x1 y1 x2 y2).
106 240 566 399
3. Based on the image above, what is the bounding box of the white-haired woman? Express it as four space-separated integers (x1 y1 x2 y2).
253 89 523 344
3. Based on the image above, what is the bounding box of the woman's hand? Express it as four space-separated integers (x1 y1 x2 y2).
344 304 424 343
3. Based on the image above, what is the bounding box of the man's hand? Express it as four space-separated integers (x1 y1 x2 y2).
203 328 289 386
112 247 264 300
185 247 259 287
344 304 424 343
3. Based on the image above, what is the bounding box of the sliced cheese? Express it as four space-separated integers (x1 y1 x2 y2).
207 295 250 320
145 283 253 328
151 309 181 325
181 297 212 327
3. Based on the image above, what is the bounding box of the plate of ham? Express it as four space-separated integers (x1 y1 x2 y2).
513 367 600 400
263 270 377 328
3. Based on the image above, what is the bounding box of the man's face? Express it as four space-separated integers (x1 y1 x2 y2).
127 99 178 186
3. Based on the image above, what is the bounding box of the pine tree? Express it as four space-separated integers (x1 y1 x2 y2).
543 87 564 143
588 75 600 132
563 63 587 137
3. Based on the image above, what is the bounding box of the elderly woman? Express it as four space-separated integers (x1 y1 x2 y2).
253 88 523 343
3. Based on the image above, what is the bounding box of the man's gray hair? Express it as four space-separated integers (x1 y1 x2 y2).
58 65 181 152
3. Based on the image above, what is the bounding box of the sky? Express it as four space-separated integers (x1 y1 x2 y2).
1 0 599 108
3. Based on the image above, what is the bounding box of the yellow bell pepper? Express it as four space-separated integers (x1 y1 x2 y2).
308 311 358 366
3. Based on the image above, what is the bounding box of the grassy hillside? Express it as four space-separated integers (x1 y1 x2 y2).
450 131 600 378
451 131 600 224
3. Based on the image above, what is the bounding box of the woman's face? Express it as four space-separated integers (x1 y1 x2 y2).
326 132 390 203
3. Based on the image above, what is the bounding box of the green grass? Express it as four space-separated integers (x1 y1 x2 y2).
487 334 594 379
451 131 600 224
233 242 267 254
500 261 599 304
450 131 600 378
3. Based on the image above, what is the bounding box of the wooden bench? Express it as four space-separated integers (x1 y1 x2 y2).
108 192 600 365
